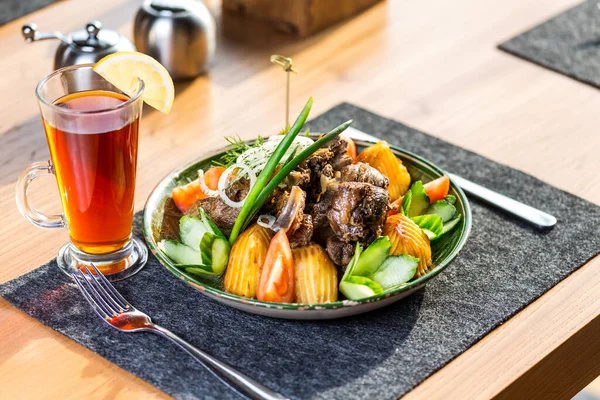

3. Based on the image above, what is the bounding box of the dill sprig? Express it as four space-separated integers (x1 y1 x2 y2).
278 124 291 135
212 135 265 168
282 126 311 137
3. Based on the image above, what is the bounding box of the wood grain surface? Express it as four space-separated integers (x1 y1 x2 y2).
1 0 599 399
222 0 383 36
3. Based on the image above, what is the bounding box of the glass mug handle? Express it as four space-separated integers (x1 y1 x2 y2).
16 160 65 229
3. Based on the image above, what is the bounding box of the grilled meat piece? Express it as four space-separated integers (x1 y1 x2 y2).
186 197 239 237
313 224 335 244
289 214 314 248
320 164 334 181
184 178 250 237
341 162 389 188
292 161 326 202
285 169 311 188
160 197 183 241
311 180 339 228
262 187 285 216
272 190 290 216
329 136 352 171
225 177 250 202
333 155 352 171
292 137 351 202
272 186 306 234
305 136 351 172
327 182 389 242
326 235 356 267
304 147 332 178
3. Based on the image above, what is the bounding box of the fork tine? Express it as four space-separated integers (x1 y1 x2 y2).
81 264 125 314
71 271 111 320
82 264 125 313
78 266 121 317
89 263 131 310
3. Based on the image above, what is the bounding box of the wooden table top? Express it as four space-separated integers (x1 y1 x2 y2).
2 0 600 398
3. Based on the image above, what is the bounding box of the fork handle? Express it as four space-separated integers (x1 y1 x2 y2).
147 324 289 400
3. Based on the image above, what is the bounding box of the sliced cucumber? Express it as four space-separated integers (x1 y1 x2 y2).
352 236 392 277
411 214 443 239
340 276 384 300
405 181 430 217
210 237 230 274
180 208 228 251
179 216 209 250
199 232 231 275
439 215 461 237
200 232 215 265
341 242 363 281
401 189 413 216
426 200 457 223
372 255 418 289
198 207 227 240
160 240 203 265
176 209 231 276
444 195 456 205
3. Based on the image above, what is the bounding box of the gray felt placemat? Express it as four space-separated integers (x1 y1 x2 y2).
2 103 600 400
499 0 600 89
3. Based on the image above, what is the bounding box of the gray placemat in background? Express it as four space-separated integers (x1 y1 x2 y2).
2 103 600 400
500 0 600 89
0 0 60 26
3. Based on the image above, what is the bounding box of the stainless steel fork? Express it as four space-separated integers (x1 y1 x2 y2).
71 264 289 400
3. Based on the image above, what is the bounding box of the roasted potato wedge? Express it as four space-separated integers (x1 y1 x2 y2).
357 141 411 201
224 223 273 298
383 213 432 277
293 243 338 303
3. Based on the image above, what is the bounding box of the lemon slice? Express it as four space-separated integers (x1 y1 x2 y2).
93 51 174 114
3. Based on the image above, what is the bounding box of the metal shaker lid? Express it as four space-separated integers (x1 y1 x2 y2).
69 21 121 52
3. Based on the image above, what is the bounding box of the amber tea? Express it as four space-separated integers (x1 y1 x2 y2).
17 64 147 280
44 90 140 255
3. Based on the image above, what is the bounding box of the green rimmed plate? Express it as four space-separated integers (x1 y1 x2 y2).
143 137 471 319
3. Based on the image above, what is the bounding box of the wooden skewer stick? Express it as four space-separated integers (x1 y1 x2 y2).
270 55 298 128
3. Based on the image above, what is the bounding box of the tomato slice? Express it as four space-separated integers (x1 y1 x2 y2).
423 175 450 203
257 230 295 303
171 166 226 212
388 195 404 216
172 180 206 212
343 135 357 162
204 166 225 190
388 175 450 215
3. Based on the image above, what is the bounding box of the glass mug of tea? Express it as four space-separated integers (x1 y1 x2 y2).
16 64 147 280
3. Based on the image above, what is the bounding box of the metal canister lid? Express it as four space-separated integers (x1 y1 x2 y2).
142 0 201 17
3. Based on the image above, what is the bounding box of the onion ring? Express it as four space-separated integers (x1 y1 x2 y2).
217 163 257 208
257 214 276 229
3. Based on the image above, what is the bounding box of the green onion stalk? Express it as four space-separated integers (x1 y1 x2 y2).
246 119 353 227
229 97 313 244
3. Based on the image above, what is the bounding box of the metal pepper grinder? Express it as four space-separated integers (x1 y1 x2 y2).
22 21 136 70
134 0 216 80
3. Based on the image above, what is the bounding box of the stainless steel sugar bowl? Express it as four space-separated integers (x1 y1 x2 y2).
134 0 216 80
22 21 136 70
